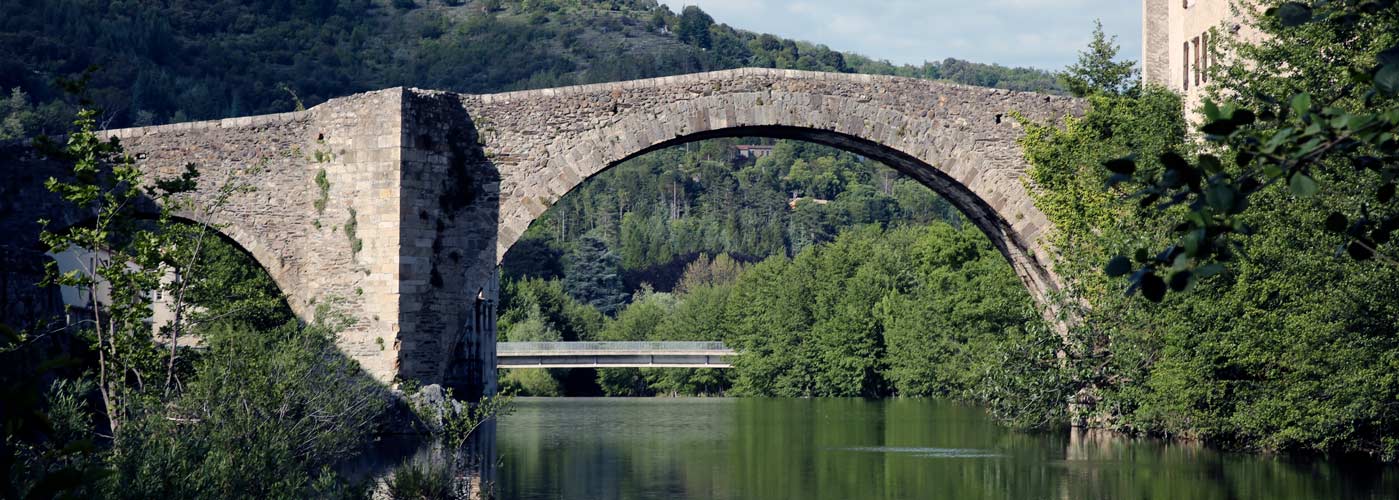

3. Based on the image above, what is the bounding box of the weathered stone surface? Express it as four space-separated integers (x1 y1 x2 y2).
0 68 1083 396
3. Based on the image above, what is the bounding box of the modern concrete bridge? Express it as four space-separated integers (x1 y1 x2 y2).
497 341 734 368
1 68 1083 399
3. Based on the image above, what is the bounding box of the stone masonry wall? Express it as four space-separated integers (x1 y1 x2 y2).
0 89 411 384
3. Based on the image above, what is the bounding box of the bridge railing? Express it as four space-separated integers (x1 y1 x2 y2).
496 341 730 353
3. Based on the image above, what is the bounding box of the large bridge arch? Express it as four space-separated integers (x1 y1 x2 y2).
469 69 1083 307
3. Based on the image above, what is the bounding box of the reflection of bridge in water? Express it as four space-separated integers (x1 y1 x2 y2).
496 342 735 369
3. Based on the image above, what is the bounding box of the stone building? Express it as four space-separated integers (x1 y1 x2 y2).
734 144 774 160
47 245 187 343
1141 0 1264 118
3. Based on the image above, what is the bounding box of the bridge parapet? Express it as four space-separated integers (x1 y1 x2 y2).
496 341 735 368
498 341 730 354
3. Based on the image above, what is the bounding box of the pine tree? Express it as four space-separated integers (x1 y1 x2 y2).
1059 20 1138 97
563 233 629 316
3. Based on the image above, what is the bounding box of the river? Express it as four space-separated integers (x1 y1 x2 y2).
492 397 1397 500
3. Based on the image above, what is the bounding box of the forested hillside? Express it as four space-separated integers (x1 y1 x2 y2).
502 140 961 286
0 0 1062 138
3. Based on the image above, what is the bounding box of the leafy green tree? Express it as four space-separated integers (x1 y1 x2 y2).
595 289 676 396
499 278 604 343
645 284 732 395
1019 87 1188 294
675 253 745 293
0 336 106 499
1059 20 1138 97
166 223 293 332
108 311 388 499
1014 5 1399 459
677 6 714 49
1103 0 1399 301
37 108 192 438
499 313 565 397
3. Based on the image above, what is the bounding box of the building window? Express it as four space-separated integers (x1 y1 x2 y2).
1201 32 1210 83
1183 42 1191 91
1193 36 1201 87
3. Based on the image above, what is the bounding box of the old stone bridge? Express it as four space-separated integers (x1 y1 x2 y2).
0 68 1082 398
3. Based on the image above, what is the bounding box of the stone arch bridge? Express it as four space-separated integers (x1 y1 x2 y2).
0 68 1082 398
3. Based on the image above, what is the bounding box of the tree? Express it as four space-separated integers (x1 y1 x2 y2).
595 289 676 396
1102 1 1399 301
108 310 388 499
563 232 629 315
37 108 192 438
1059 20 1138 97
677 6 713 49
1016 7 1399 459
499 313 565 396
646 284 732 395
499 278 604 343
1 87 36 140
675 253 744 293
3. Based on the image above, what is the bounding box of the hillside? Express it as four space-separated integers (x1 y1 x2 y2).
0 0 1063 137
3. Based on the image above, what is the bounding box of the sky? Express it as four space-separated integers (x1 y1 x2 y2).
657 1 1142 71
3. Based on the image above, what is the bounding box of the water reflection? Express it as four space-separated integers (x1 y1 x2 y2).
492 398 1398 500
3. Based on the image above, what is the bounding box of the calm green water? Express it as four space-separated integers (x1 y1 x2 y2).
495 397 1398 500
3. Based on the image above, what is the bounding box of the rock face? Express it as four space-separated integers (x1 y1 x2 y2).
0 68 1083 397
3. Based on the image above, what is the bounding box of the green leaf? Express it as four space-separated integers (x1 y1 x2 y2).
1160 152 1189 172
1263 128 1294 153
1379 43 1399 66
1275 2 1313 26
1290 93 1312 116
1297 137 1324 156
1133 248 1150 264
1203 100 1222 122
1201 120 1238 136
1233 109 1257 125
1205 184 1236 211
1105 256 1133 277
1376 64 1399 96
1289 173 1319 197
1198 154 1223 174
1380 183 1396 203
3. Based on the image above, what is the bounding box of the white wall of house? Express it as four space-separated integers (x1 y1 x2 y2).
47 245 182 337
